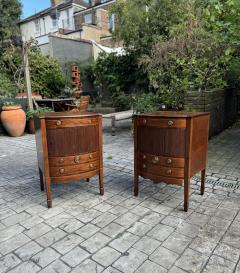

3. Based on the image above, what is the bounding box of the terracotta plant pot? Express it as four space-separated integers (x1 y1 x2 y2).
1 106 26 137
28 118 35 134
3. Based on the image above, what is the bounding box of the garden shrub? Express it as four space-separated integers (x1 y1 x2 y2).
0 64 16 98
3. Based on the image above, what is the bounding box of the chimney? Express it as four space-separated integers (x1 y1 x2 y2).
51 0 57 7
51 0 65 7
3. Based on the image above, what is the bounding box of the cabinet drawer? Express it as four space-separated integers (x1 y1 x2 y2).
140 163 184 178
138 117 186 128
49 152 99 167
46 117 98 128
50 161 99 177
140 153 184 168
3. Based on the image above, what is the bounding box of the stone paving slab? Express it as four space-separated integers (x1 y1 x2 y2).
0 119 240 273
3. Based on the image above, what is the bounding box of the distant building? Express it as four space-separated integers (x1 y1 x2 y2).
19 0 117 53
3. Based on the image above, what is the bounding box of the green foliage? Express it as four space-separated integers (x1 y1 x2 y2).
92 52 149 109
110 0 240 110
131 93 160 113
26 107 52 121
2 45 66 98
111 91 131 111
226 58 240 90
2 101 18 106
111 0 187 55
0 64 17 98
29 49 66 98
0 0 22 53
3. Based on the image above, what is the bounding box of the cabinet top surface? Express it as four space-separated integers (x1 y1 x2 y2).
135 111 210 118
37 112 101 119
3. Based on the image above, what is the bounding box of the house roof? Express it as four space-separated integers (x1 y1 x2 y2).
19 0 88 24
74 0 115 15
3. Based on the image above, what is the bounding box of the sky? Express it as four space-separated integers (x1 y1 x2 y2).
21 0 50 19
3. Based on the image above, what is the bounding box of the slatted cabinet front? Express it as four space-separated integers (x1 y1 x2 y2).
35 112 104 208
134 111 210 211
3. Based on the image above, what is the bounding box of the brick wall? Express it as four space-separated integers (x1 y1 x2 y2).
184 89 238 137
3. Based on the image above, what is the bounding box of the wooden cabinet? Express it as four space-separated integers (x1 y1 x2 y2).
34 112 104 208
134 111 210 211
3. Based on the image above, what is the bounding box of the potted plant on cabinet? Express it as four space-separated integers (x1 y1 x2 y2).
1 102 26 137
26 107 52 134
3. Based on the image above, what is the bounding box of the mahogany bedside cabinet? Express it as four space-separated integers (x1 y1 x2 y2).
34 112 104 208
134 111 210 211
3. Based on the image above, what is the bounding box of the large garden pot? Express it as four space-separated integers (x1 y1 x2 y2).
1 106 26 137
28 118 35 134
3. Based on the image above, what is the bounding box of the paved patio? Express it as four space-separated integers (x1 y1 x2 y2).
0 119 240 273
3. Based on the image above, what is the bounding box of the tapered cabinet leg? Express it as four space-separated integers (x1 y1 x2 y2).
201 169 206 195
45 177 52 208
111 116 116 136
86 178 90 182
39 168 44 191
184 176 190 212
99 169 104 195
134 174 139 196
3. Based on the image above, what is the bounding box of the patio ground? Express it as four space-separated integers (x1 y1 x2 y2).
0 119 240 273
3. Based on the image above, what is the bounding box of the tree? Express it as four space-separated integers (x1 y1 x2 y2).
110 0 187 55
0 0 22 54
109 0 240 109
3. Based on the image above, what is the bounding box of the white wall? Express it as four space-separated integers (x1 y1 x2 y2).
20 6 76 46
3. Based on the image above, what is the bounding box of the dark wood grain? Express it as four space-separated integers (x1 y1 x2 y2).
138 127 186 157
46 126 99 157
34 113 104 208
134 112 210 212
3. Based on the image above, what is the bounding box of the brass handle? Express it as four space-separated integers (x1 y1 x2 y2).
74 156 80 163
88 120 92 124
89 163 94 168
59 158 64 164
59 168 65 174
89 154 93 159
168 120 174 127
142 164 146 169
56 120 62 126
166 169 172 175
142 154 146 159
152 156 159 164
143 119 147 125
167 158 172 164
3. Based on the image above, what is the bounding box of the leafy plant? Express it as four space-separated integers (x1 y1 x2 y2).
26 107 52 121
131 93 160 113
2 101 19 106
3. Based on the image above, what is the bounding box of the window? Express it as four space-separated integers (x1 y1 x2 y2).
35 19 40 34
66 9 70 27
52 18 58 27
84 14 92 24
108 14 115 31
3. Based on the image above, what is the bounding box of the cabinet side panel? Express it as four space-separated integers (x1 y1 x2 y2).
190 115 210 177
138 127 186 157
46 125 99 157
34 116 44 171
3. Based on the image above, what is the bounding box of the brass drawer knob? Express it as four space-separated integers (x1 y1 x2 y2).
59 158 64 164
89 154 93 159
168 120 174 127
167 158 172 164
143 119 147 125
56 120 62 126
59 168 65 174
142 154 146 159
142 164 146 169
75 156 80 163
152 156 159 164
89 163 94 168
166 169 172 175
88 120 92 124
